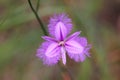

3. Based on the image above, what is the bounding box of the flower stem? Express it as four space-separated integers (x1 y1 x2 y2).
59 62 73 80
36 0 40 12
28 0 48 35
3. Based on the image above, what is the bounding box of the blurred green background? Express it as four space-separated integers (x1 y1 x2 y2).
0 0 120 80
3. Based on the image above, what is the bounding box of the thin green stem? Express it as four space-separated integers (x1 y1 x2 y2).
36 0 40 12
28 0 48 35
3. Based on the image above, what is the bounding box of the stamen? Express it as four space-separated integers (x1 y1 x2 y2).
61 47 66 65
58 41 65 46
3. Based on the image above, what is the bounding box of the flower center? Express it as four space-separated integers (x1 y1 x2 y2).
58 41 65 46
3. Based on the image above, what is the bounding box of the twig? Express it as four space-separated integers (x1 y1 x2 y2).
36 0 40 12
28 0 48 35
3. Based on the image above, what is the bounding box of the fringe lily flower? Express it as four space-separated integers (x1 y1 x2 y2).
37 13 91 66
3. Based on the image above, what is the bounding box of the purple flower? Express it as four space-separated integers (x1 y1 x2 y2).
37 13 91 66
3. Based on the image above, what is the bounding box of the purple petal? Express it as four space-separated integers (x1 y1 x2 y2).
55 22 67 40
74 37 91 56
67 52 86 62
48 13 72 38
42 36 57 42
75 37 88 47
66 31 81 41
79 53 86 62
45 42 59 57
66 37 91 62
65 40 84 54
36 42 61 66
61 47 66 65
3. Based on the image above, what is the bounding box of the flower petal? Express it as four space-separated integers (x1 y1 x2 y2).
48 13 72 39
42 36 57 42
61 47 66 65
77 37 88 47
65 38 91 62
36 42 61 66
65 40 84 54
45 42 59 57
66 31 81 41
55 22 67 40
67 52 86 62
